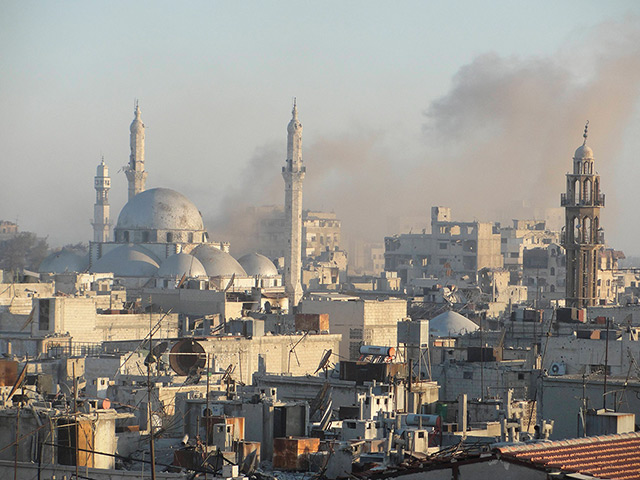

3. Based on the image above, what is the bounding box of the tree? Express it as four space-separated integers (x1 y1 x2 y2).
0 232 49 272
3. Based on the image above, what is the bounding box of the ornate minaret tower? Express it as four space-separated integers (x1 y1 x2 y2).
124 101 147 200
92 156 111 242
282 100 305 308
561 122 605 308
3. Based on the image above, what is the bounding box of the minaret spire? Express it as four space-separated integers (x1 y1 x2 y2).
583 120 589 146
124 101 147 200
282 100 305 309
92 156 111 242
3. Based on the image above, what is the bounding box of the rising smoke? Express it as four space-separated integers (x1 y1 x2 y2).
210 19 640 256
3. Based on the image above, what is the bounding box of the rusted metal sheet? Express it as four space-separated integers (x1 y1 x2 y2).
0 360 18 387
339 361 406 384
273 437 320 471
295 313 329 332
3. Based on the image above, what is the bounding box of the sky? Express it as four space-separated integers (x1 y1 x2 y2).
1 1 640 256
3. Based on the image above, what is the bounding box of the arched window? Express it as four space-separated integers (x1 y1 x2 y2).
573 179 580 204
573 217 580 244
550 267 555 276
584 217 592 244
584 178 592 204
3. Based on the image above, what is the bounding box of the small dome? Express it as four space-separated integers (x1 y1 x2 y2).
39 249 89 274
429 311 479 337
157 253 207 278
574 144 593 160
192 244 247 277
91 244 160 277
116 188 204 232
238 253 279 276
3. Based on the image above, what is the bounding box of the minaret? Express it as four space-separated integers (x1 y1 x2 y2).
124 101 147 200
561 122 605 308
282 100 305 308
92 156 111 242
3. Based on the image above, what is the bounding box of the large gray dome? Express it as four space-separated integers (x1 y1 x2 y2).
91 244 160 277
192 244 247 277
429 311 479 337
39 249 89 274
238 253 278 276
116 188 204 231
157 253 207 278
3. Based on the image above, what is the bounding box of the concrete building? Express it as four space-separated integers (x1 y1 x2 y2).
384 207 503 285
299 293 407 359
499 219 559 285
561 124 605 307
252 206 342 263
282 100 305 308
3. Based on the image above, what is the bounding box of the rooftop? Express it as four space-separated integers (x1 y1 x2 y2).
498 432 640 480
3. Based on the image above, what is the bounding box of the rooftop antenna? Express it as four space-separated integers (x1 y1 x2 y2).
583 120 589 146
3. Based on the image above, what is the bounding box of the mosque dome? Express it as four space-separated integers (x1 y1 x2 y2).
238 253 279 277
39 249 89 274
91 244 160 277
157 253 207 278
116 188 204 232
429 311 479 337
192 244 247 277
574 144 593 160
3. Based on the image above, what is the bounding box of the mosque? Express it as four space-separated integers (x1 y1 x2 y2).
39 103 284 292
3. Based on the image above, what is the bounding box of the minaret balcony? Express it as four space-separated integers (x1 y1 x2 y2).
560 193 605 207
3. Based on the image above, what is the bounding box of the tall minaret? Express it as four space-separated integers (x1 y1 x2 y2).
282 100 305 308
561 122 605 308
124 101 147 200
92 156 111 242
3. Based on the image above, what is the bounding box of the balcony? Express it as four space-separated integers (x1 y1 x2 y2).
560 193 605 207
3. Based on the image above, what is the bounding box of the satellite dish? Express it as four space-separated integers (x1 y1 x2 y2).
220 363 235 383
314 349 332 375
152 341 168 357
8 361 28 402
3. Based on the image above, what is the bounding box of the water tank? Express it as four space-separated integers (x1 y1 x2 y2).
359 345 396 357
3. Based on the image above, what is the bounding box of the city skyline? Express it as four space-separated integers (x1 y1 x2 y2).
2 2 640 256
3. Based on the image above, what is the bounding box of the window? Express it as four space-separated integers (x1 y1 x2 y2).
188 232 194 243
166 232 173 242
141 231 149 242
439 243 447 250
38 299 50 330
123 231 129 242
518 373 525 380
510 252 519 258
550 267 555 276
463 371 473 380
439 258 447 265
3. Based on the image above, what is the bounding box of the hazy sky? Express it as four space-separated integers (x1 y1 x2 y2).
2 1 640 255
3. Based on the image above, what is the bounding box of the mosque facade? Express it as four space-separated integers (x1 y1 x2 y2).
41 104 282 292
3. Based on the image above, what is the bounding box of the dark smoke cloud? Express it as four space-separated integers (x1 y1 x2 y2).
211 19 640 256
421 19 640 227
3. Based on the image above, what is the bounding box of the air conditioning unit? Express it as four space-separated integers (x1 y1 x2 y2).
549 362 566 376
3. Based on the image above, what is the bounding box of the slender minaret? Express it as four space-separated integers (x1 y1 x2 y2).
125 101 147 200
282 100 305 308
92 156 111 242
561 122 605 307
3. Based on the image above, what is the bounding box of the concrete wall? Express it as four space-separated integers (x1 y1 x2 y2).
299 296 405 360
540 375 640 439
433 361 535 401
